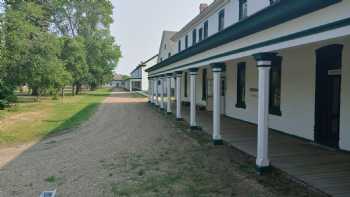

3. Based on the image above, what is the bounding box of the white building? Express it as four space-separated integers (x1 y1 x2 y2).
147 0 350 172
125 55 158 92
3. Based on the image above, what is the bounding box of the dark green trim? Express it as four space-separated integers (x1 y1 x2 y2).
150 16 350 76
176 118 184 121
212 62 226 70
236 62 246 109
146 0 341 73
190 126 202 131
189 68 199 72
213 139 224 145
253 52 278 62
269 56 282 116
256 165 271 175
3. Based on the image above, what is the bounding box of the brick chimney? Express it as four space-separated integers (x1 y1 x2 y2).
199 3 209 13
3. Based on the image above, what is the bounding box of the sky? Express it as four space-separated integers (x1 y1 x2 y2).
110 0 214 75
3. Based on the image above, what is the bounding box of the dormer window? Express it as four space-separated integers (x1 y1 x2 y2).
185 35 189 49
199 28 203 42
192 29 197 45
164 44 167 49
178 40 181 52
218 9 225 32
204 21 208 39
239 0 248 20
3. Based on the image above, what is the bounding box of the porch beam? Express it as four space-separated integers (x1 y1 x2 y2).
212 63 225 145
253 52 278 174
175 71 183 121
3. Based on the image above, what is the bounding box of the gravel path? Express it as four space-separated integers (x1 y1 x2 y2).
0 89 320 197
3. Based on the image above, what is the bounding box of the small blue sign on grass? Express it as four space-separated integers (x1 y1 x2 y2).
39 189 56 197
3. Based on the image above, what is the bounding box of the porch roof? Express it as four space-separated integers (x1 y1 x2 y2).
146 0 341 73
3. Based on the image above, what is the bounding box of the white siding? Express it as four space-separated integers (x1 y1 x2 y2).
175 0 271 52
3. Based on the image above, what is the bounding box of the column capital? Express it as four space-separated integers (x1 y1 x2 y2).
211 62 226 72
253 52 278 67
166 73 173 77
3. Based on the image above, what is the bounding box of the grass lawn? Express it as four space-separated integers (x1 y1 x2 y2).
0 88 111 145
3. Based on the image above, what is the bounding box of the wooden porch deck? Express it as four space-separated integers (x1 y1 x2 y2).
173 104 350 197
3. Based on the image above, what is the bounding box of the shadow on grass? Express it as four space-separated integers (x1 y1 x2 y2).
48 102 100 136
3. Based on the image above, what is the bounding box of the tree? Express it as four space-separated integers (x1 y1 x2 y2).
60 36 88 95
0 0 121 103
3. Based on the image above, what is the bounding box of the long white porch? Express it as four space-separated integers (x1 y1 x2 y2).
168 103 350 197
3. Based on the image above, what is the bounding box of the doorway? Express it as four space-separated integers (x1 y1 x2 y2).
315 44 343 148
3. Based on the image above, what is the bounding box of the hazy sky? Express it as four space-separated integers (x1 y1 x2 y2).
110 0 214 75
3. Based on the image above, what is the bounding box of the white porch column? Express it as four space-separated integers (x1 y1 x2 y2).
129 80 132 92
166 74 172 114
175 71 183 120
160 76 165 110
148 78 152 103
189 68 200 129
212 63 225 145
151 79 155 104
155 78 159 106
253 52 277 174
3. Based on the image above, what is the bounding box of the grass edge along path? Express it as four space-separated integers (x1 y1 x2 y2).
0 88 111 146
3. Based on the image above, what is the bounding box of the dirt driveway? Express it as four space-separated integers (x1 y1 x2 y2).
0 89 323 197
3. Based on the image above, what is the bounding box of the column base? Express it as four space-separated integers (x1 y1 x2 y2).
176 118 184 121
160 108 165 111
166 112 172 115
190 126 202 131
213 139 223 145
255 165 271 175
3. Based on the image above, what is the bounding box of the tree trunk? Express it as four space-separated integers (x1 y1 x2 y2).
31 87 39 96
71 84 75 96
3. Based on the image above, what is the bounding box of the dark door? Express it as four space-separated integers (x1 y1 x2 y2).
315 44 343 148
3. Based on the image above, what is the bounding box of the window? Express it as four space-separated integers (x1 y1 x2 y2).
160 58 163 62
168 52 171 57
269 56 282 116
204 21 208 39
164 44 167 49
199 28 203 42
178 40 181 52
192 29 197 45
202 69 207 101
184 72 188 97
239 0 248 20
236 62 246 108
185 35 189 49
218 9 225 32
270 0 280 5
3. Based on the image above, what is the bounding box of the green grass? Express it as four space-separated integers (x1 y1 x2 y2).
45 176 57 183
0 88 111 145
